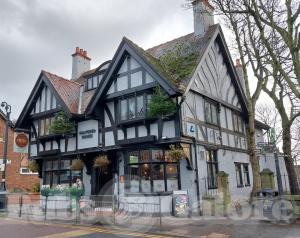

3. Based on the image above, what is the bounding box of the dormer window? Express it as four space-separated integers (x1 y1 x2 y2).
85 74 104 91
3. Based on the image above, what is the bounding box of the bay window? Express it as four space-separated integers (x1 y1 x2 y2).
127 149 179 193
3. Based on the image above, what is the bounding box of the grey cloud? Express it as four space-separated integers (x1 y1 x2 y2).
0 0 193 119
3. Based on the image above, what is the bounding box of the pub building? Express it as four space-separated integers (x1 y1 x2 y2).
15 0 289 214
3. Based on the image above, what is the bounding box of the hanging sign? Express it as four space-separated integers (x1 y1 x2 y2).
172 190 189 217
14 132 29 153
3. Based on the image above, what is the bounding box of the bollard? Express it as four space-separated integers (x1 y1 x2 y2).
19 194 23 218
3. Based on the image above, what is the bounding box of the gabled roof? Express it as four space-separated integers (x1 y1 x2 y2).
43 71 81 114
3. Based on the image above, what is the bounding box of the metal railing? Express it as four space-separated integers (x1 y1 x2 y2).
0 193 162 227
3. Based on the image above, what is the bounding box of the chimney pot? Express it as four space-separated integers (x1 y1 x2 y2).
79 49 83 55
236 59 241 67
76 47 80 53
83 51 87 56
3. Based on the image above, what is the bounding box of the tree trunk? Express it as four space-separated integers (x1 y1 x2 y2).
282 123 300 194
248 104 261 196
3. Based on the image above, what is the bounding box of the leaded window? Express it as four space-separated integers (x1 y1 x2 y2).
119 94 147 121
43 159 82 187
127 149 179 193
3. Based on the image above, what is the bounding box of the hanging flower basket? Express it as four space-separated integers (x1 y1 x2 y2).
168 145 186 161
93 155 110 168
28 160 39 173
70 159 84 171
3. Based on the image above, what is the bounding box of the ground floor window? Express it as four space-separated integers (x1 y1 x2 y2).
235 163 250 187
206 149 218 189
127 149 179 193
43 158 82 187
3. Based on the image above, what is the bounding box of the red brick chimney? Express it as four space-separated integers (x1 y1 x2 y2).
71 47 91 80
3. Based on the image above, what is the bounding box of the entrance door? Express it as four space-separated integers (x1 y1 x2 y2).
92 161 114 196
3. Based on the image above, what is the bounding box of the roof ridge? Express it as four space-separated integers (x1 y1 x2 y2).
146 32 194 53
42 70 82 86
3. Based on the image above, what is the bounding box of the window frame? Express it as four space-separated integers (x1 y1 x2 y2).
204 99 219 126
126 149 180 194
206 149 218 189
235 163 244 187
235 162 251 187
119 93 147 122
42 159 83 187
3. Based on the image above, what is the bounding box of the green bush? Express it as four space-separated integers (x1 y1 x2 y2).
49 111 75 135
147 87 176 118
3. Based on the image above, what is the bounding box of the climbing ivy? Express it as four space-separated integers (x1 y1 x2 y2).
147 87 176 118
49 111 75 135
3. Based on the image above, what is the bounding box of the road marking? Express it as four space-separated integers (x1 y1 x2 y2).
37 230 94 238
2 218 173 238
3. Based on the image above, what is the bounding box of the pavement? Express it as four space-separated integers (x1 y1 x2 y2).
0 216 299 238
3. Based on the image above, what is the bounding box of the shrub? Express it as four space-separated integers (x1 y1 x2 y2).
49 111 75 135
147 87 176 118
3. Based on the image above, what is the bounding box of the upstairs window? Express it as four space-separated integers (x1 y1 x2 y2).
39 117 54 136
233 112 244 133
85 74 104 91
204 100 219 125
119 94 148 121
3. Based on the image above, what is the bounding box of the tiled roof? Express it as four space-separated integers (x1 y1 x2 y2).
74 68 97 85
146 24 219 90
43 71 81 114
81 89 97 113
41 25 219 114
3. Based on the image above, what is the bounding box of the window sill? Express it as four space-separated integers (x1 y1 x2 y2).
237 185 244 188
208 187 218 190
245 184 251 187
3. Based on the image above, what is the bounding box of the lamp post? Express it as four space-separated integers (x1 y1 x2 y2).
0 102 11 192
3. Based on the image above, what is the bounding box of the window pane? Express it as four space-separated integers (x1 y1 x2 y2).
117 75 128 91
136 95 144 117
129 164 139 193
152 164 165 192
205 102 211 123
141 164 151 193
45 160 52 171
88 78 93 90
243 165 250 185
118 59 128 74
60 160 70 170
235 164 243 186
131 71 143 88
128 97 136 119
120 99 127 120
60 170 70 185
166 164 178 191
44 172 51 185
140 150 150 162
93 76 98 88
52 160 59 170
52 171 59 186
152 150 163 161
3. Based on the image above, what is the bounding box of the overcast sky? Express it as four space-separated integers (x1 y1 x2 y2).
0 0 203 119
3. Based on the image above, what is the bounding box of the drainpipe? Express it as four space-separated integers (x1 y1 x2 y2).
193 137 201 216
